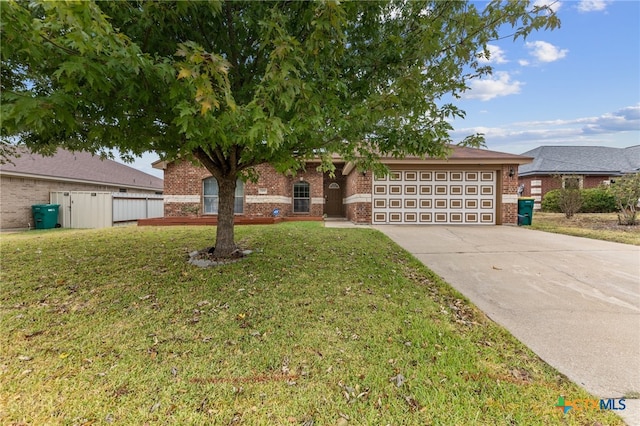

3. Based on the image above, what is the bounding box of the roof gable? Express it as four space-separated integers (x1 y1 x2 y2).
0 148 163 191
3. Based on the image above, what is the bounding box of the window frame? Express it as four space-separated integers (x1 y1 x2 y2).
202 177 244 215
562 175 583 190
293 181 311 213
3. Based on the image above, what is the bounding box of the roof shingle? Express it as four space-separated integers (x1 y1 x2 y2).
0 148 163 191
518 145 640 176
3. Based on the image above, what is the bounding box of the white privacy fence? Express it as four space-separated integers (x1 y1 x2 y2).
112 193 164 223
50 191 163 228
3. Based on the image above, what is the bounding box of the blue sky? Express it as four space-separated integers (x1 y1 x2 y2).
124 0 640 179
450 0 640 154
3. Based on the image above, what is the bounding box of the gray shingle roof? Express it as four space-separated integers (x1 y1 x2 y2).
0 148 163 191
518 145 640 177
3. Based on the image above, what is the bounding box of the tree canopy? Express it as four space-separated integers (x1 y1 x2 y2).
1 0 559 256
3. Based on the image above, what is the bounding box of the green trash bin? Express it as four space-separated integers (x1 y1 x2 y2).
517 198 535 226
32 204 60 229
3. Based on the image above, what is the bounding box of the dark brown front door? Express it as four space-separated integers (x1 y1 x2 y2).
324 182 344 216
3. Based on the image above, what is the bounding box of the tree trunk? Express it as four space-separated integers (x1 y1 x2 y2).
213 175 238 257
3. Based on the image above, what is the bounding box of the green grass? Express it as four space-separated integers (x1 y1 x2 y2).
528 212 640 245
0 223 624 425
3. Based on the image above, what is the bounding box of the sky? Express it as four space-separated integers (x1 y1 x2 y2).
121 0 640 179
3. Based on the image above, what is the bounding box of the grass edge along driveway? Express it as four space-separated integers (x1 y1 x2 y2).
0 223 624 425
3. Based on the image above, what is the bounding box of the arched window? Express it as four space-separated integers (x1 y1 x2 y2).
293 181 310 213
203 178 244 214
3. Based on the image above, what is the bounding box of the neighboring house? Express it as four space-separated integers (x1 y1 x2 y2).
518 145 640 210
153 145 531 225
0 148 163 230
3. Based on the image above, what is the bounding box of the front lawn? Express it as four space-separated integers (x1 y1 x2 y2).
528 212 640 245
0 223 623 425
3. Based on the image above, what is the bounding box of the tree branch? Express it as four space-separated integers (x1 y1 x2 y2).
39 34 79 56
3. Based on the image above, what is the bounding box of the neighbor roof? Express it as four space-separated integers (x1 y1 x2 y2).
0 148 163 191
381 145 533 163
518 145 640 177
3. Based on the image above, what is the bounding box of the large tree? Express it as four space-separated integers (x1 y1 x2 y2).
1 0 558 256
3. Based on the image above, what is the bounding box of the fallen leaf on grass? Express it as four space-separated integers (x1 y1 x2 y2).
389 374 405 387
404 395 422 412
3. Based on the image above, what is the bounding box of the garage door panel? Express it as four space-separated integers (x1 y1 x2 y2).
372 170 496 225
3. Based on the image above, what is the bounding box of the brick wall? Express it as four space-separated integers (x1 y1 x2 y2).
162 160 525 225
163 160 324 218
245 163 324 217
501 164 520 225
518 174 612 210
0 176 156 229
344 169 372 223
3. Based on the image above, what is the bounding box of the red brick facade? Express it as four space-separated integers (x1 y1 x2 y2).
344 170 372 223
160 158 526 225
501 164 520 225
163 161 325 218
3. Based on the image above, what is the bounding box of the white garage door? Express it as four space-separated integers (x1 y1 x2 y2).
372 170 496 224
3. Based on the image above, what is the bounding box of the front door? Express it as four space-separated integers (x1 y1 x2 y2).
324 181 344 217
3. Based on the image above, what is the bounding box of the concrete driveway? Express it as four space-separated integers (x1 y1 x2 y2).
374 225 640 425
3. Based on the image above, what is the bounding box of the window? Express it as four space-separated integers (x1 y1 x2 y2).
562 175 583 190
203 177 244 214
293 181 310 213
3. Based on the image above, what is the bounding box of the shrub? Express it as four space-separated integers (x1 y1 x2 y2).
541 189 561 212
580 187 617 213
542 187 618 214
558 188 582 218
609 173 640 225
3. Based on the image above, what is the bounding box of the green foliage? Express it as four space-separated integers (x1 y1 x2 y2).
609 173 640 225
580 187 617 213
1 0 560 254
2 0 560 168
541 189 562 213
543 187 617 214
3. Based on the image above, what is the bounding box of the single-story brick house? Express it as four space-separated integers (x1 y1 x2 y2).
0 148 163 230
152 146 532 225
518 145 640 210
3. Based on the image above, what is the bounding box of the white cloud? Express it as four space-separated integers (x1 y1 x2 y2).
580 105 640 133
525 41 568 63
451 105 640 153
518 59 530 66
533 0 562 13
577 0 611 13
463 72 523 101
478 45 508 64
